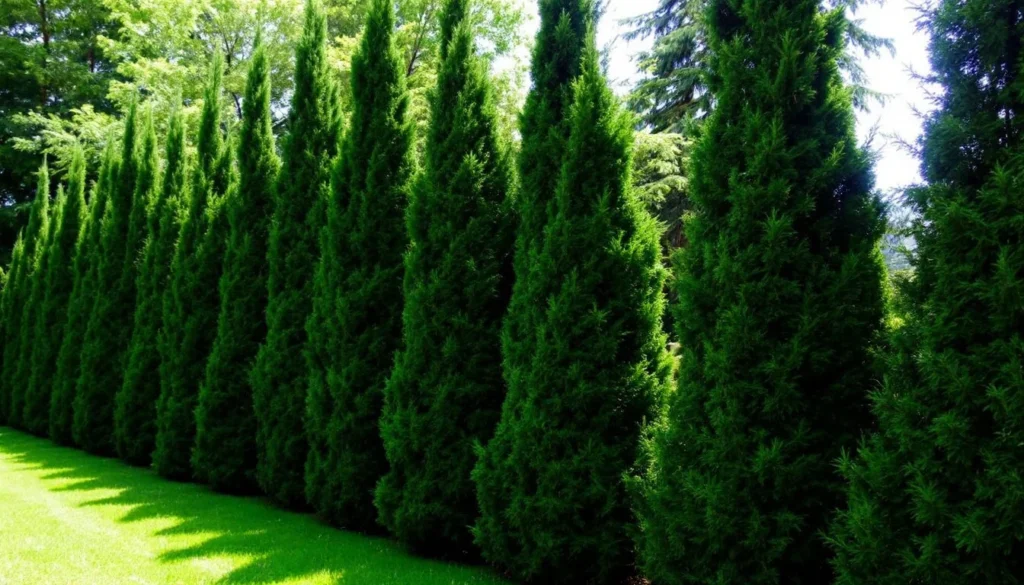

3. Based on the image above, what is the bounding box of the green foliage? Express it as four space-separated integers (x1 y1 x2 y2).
74 102 148 456
24 148 87 436
0 234 27 423
632 0 887 583
51 142 118 445
305 0 412 530
473 41 670 584
115 109 188 466
3 160 51 428
830 1 1024 582
194 42 279 493
252 0 342 508
154 56 232 480
375 0 513 555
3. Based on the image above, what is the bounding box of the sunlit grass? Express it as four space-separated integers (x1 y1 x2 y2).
0 428 509 585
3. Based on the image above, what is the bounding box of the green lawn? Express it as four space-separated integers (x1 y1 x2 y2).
0 428 509 585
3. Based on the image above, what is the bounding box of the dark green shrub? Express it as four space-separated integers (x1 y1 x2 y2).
0 233 27 424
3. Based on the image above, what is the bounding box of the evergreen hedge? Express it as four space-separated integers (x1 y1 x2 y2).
375 0 514 555
0 233 26 424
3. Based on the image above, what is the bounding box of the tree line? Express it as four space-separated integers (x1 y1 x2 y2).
1 0 1022 584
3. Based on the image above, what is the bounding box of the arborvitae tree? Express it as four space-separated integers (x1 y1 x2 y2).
473 41 671 584
0 234 26 423
305 0 412 531
75 102 149 455
154 55 232 480
24 147 88 437
3 160 51 428
252 0 341 508
194 40 279 493
632 0 887 582
374 0 513 555
115 109 188 466
51 143 118 445
830 1 1024 583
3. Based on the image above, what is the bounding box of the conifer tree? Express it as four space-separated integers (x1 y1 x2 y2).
194 40 279 493
473 40 670 584
74 103 150 455
24 147 87 437
115 109 188 466
51 143 118 445
252 0 341 508
830 1 1024 583
305 0 412 531
3 160 51 428
374 0 513 554
0 234 26 423
154 56 232 480
632 0 886 582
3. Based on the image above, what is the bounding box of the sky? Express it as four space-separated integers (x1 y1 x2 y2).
575 0 935 194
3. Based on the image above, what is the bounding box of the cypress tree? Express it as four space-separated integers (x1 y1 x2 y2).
194 40 279 493
24 147 87 437
252 0 341 508
115 108 188 466
374 0 513 555
0 234 26 424
305 0 412 531
632 0 886 583
154 55 232 480
830 1 1024 583
4 160 51 428
473 40 670 584
75 102 151 456
51 142 118 445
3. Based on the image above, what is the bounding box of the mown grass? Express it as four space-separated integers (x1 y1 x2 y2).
0 428 509 585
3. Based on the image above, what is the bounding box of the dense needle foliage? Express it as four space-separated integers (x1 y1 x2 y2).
830 1 1024 583
0 235 26 424
252 0 342 508
194 40 279 493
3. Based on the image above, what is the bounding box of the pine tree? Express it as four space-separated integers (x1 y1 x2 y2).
0 234 26 424
252 0 341 508
51 142 118 445
154 56 232 480
75 102 151 455
115 109 188 466
632 0 887 583
472 40 671 584
194 40 279 493
24 147 88 437
374 0 513 555
3 160 51 428
830 1 1024 583
305 0 411 532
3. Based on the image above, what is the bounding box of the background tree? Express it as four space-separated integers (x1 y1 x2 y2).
632 0 887 582
830 0 1024 583
251 0 341 509
194 39 279 493
24 146 87 437
115 108 188 466
154 56 232 480
74 102 147 455
375 0 514 555
305 0 412 531
2 160 51 427
50 140 117 445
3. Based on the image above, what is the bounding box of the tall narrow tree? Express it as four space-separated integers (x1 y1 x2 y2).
306 0 412 531
252 0 342 508
0 234 26 424
374 0 514 555
75 103 151 455
154 55 233 480
632 0 887 583
194 39 279 493
115 108 188 466
24 147 88 437
830 0 1024 582
51 142 118 445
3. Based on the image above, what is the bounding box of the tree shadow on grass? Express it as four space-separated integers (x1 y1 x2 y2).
0 428 509 585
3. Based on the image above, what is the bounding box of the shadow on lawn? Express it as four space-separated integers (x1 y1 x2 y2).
0 429 507 585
